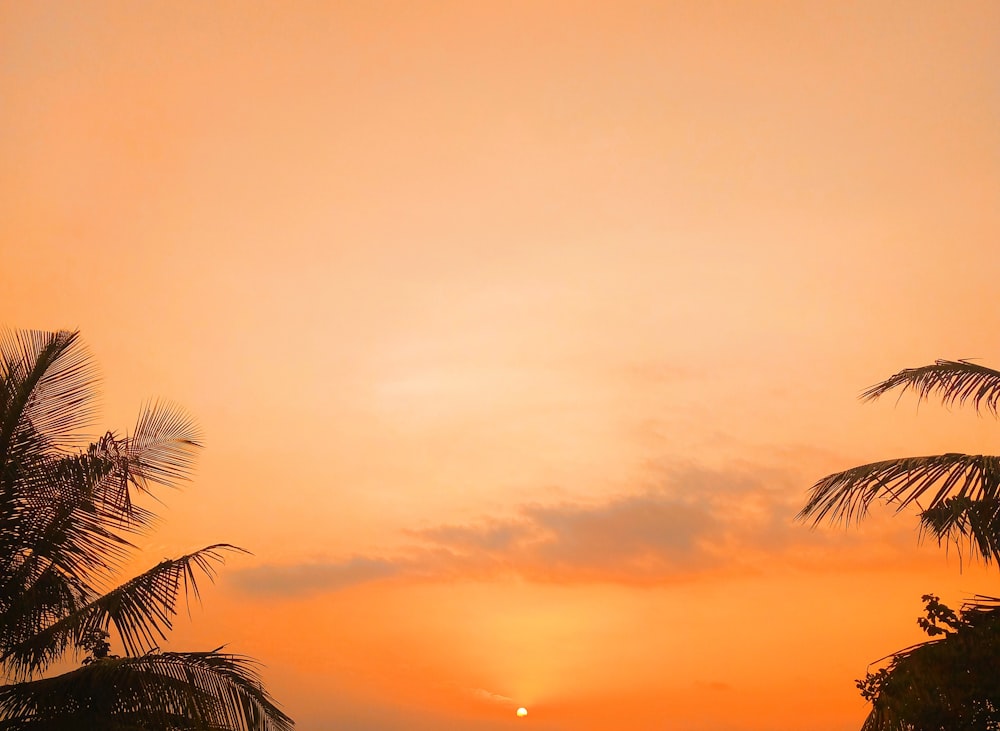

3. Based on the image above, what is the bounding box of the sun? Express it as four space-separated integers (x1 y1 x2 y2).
516 707 528 718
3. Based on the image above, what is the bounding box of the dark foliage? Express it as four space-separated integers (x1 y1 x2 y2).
799 359 1000 731
858 595 1000 731
0 329 292 730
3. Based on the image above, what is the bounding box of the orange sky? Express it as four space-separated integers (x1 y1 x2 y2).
2 2 1000 729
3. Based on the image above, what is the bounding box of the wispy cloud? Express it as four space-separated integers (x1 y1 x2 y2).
233 556 401 596
468 688 516 705
232 463 909 596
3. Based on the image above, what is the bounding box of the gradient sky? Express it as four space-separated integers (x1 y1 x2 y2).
2 2 1000 729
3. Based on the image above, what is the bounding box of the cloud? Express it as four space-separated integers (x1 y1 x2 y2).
232 556 401 596
232 463 912 596
415 520 532 554
527 492 720 577
468 688 515 705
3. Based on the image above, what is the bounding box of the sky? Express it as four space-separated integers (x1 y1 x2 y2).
2 2 1000 729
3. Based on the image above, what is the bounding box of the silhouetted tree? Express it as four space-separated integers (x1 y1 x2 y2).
0 329 292 730
856 594 1000 731
799 360 1000 730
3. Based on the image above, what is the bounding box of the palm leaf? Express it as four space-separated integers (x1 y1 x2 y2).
0 651 293 731
125 400 202 493
918 496 1000 565
46 405 203 532
0 563 86 676
0 449 144 621
0 329 291 728
863 359 1000 416
0 329 100 466
4 447 142 558
1 545 245 679
0 410 201 613
0 450 142 664
798 453 1000 527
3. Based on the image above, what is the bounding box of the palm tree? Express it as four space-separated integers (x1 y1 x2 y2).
799 359 1000 730
0 329 292 730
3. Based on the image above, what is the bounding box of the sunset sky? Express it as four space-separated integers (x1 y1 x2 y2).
2 2 1000 729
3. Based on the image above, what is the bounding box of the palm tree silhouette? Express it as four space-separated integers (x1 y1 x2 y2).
0 329 292 730
800 359 1000 730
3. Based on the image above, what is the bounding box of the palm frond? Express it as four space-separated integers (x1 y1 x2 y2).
1 545 245 679
125 400 202 493
0 451 139 681
0 563 86 677
918 497 1000 566
0 329 100 466
798 453 1000 529
0 449 143 608
0 329 291 728
0 651 293 731
0 415 196 608
75 431 164 534
955 594 1000 620
863 359 1000 416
